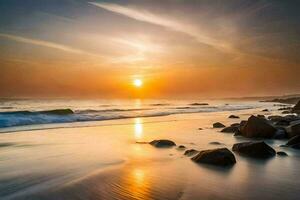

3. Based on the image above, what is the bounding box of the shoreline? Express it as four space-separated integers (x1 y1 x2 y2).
1 103 300 200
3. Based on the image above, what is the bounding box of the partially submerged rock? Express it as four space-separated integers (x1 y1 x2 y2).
240 115 277 138
221 126 239 133
232 141 276 158
189 103 209 106
229 115 239 119
292 100 300 114
184 149 199 156
177 145 186 150
285 135 300 149
192 148 236 166
149 140 176 148
209 141 223 145
262 109 269 112
286 121 300 138
230 123 240 127
213 122 226 128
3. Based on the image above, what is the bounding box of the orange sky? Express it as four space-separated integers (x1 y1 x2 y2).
0 0 299 99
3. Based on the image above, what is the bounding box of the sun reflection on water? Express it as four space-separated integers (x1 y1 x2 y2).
134 118 143 140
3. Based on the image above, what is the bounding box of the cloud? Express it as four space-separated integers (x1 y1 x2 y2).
0 33 96 56
89 2 234 53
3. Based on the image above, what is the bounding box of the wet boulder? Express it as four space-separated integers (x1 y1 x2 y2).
221 126 239 133
177 145 186 150
240 115 277 138
232 141 276 158
184 149 199 156
292 100 300 114
286 135 300 147
213 122 226 128
230 123 240 127
209 141 223 145
229 115 239 119
192 148 236 166
149 140 176 148
286 121 300 138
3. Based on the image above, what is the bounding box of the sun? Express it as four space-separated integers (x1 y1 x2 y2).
133 79 143 88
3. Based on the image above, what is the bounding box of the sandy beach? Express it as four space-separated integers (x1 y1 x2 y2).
1 104 300 200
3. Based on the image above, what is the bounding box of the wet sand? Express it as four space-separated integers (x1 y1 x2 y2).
1 108 300 200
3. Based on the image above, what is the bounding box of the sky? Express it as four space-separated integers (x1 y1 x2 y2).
0 0 299 99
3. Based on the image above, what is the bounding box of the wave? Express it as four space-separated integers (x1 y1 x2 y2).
0 105 255 130
0 109 74 115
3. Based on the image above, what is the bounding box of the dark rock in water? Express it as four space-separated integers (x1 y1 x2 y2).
209 141 223 145
292 100 300 114
184 149 199 156
282 111 291 114
230 123 240 127
213 122 226 128
232 141 276 158
177 145 186 150
277 151 288 156
229 115 239 119
221 126 239 133
240 115 277 138
268 115 284 122
286 121 300 138
262 109 269 112
149 140 176 148
189 103 209 106
286 135 300 146
273 129 287 139
192 148 236 166
257 114 265 118
198 128 203 130
275 119 290 126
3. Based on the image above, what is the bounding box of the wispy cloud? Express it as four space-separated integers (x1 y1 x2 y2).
0 33 96 56
89 2 234 53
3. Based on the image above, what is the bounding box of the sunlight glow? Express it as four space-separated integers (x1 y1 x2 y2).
133 79 143 87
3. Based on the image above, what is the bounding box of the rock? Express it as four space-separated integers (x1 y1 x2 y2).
232 141 276 158
286 135 300 146
275 119 290 126
262 109 269 112
213 122 226 128
240 115 277 138
149 140 176 148
221 126 239 133
209 141 222 145
177 145 186 150
191 148 236 166
257 115 265 118
292 100 300 114
189 103 209 106
198 128 203 130
268 115 284 122
184 149 199 156
273 129 287 139
229 115 239 119
230 123 240 127
282 111 291 114
286 121 300 138
277 151 288 156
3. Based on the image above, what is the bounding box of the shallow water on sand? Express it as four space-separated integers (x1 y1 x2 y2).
0 107 300 200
